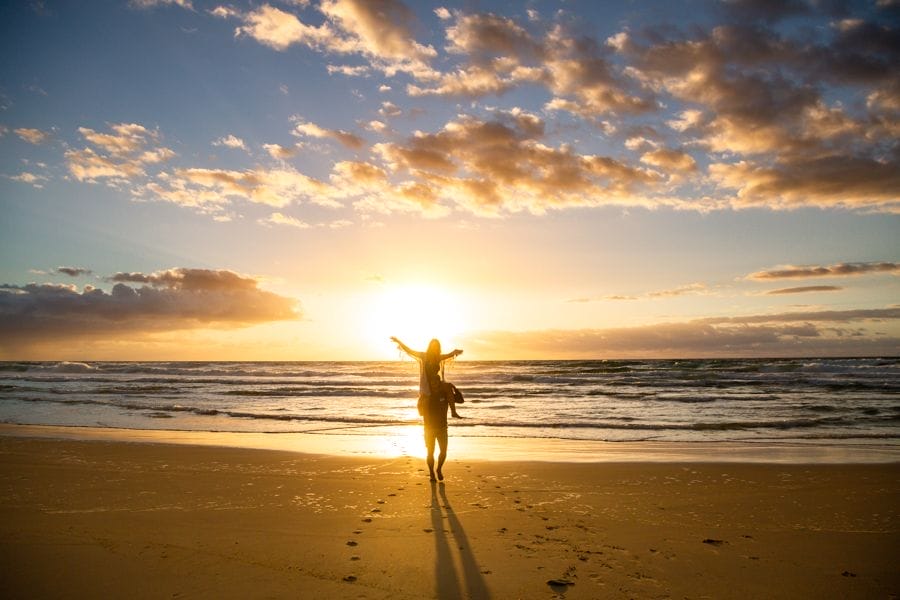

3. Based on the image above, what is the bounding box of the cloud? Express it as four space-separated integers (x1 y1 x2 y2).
366 111 664 215
710 156 900 212
51 4 900 219
640 148 698 173
217 0 435 76
7 172 47 187
378 101 402 117
319 0 437 65
262 143 299 159
212 134 247 150
145 165 335 209
229 4 336 52
749 262 899 280
697 307 900 325
130 0 194 9
444 12 542 61
765 285 843 295
596 283 709 301
14 127 51 144
328 159 449 216
292 118 364 149
620 16 900 211
258 212 311 228
78 123 157 155
327 64 371 76
56 266 92 277
463 307 900 358
0 268 299 348
67 123 175 183
407 12 655 116
66 148 147 181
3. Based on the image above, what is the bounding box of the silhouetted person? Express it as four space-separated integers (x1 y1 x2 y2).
392 337 463 481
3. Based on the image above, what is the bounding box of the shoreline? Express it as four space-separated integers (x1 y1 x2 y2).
1 423 898 464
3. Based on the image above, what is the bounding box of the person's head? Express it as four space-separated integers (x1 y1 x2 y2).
426 338 441 360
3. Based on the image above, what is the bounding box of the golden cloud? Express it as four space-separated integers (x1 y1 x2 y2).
14 127 51 144
293 119 364 149
66 123 175 183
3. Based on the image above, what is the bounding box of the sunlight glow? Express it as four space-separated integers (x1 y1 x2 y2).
364 283 468 357
370 425 427 459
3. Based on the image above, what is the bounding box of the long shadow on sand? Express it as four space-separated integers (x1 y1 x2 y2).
430 481 491 600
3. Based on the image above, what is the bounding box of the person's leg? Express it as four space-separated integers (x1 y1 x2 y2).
424 425 437 481
435 428 448 481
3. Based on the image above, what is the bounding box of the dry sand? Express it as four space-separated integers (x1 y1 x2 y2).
0 434 897 599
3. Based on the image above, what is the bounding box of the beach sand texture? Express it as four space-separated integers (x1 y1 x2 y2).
1 436 898 599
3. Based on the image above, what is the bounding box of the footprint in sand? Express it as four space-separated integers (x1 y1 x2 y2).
547 578 575 592
346 540 358 547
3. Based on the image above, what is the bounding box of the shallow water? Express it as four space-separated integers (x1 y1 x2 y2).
1 358 898 448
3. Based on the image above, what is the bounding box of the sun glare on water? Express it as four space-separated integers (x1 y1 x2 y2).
365 283 468 357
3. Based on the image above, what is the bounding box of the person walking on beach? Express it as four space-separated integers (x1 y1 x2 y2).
391 336 463 481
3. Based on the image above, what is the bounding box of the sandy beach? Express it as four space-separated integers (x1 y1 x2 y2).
0 430 897 599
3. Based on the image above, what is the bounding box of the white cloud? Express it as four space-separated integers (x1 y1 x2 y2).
212 134 247 150
130 0 194 9
327 64 370 76
8 172 47 187
259 211 311 228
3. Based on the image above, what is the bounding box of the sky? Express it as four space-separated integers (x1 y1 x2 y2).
1 0 898 360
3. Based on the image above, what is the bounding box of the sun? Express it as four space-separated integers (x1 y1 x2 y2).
364 283 468 357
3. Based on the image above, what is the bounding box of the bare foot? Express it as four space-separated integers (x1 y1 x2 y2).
451 411 463 418
429 469 437 482
437 467 444 481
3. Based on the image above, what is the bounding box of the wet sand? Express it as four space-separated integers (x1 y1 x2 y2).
0 433 898 598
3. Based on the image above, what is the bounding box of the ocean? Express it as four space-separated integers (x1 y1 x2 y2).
1 358 898 447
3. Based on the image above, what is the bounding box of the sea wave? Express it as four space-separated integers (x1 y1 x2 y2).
2 358 898 444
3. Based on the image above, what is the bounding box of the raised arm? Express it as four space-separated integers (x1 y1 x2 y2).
391 336 424 359
441 349 463 361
